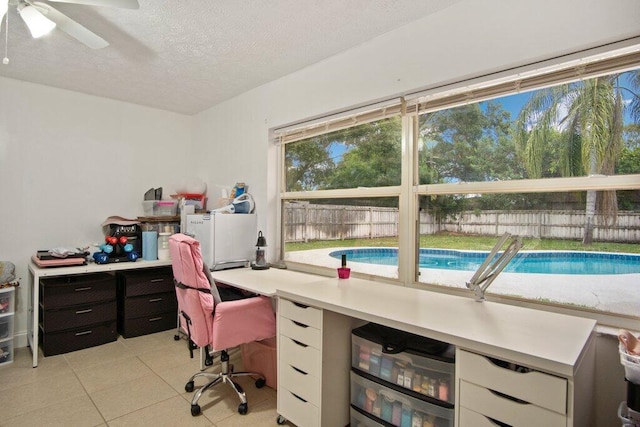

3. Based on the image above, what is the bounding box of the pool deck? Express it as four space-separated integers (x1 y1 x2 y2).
285 247 640 317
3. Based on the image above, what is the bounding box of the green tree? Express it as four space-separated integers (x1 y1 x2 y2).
285 135 335 191
515 71 640 244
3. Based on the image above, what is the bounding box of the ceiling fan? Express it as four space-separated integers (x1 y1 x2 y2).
0 0 139 50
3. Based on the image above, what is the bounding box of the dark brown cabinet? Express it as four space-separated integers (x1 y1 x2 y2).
39 272 117 356
116 266 177 338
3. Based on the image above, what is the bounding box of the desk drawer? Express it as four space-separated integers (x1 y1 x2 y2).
459 380 566 427
279 387 319 427
457 349 567 414
279 299 321 329
279 335 320 377
279 361 320 406
119 310 176 338
40 300 116 333
40 273 115 309
122 291 177 318
459 406 506 427
39 320 117 356
279 316 321 349
118 268 174 296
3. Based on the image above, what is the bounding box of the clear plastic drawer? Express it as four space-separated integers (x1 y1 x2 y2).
350 370 454 427
352 333 455 405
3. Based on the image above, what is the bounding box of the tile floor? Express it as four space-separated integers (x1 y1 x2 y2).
0 330 294 426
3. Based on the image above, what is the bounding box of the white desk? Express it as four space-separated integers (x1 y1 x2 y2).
27 259 172 367
208 267 597 427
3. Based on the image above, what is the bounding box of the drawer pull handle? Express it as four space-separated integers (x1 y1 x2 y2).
75 330 92 336
149 317 163 322
150 278 165 283
292 302 309 309
290 392 307 403
75 287 92 292
291 365 308 375
488 388 529 405
75 309 93 314
292 320 308 328
290 338 308 348
149 298 163 303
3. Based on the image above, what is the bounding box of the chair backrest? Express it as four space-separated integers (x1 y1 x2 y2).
169 233 216 347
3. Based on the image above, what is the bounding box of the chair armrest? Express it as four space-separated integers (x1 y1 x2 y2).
211 295 276 350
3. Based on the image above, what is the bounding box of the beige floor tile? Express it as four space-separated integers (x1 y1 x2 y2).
0 347 73 390
197 376 276 424
215 396 295 427
136 341 197 372
1 370 87 419
63 340 134 371
75 356 153 394
155 356 215 395
90 372 178 421
107 395 213 427
118 330 181 356
3 394 105 427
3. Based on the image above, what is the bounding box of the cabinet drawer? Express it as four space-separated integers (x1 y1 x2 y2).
118 310 176 338
457 349 567 414
279 335 320 377
279 361 320 406
279 298 321 329
39 320 117 356
119 268 174 296
459 380 566 427
40 300 116 333
40 273 115 309
279 316 321 349
459 406 505 427
279 387 319 427
122 291 177 318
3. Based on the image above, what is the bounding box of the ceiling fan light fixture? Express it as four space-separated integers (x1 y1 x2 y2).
18 3 56 38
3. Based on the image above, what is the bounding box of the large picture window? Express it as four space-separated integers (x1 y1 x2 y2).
277 46 640 324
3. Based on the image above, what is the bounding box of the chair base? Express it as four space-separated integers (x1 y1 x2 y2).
185 349 266 416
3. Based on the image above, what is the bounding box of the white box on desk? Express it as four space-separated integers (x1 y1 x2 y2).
185 213 257 270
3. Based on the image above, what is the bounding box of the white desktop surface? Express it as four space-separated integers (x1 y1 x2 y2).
210 268 595 378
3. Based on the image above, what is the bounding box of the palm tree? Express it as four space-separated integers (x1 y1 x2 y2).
515 70 639 244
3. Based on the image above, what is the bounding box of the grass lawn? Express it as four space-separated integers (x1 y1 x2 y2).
285 232 640 254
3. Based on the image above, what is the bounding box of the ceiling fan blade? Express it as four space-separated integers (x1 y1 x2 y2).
33 2 108 49
47 0 139 9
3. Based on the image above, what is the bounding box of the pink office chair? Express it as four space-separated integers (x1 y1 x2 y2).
169 233 276 416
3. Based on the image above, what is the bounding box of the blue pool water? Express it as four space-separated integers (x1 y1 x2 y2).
329 248 640 275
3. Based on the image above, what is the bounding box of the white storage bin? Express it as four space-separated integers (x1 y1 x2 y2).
620 343 640 384
350 370 454 427
0 338 13 366
0 287 14 315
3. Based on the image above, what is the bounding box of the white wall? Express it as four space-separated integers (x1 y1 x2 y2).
192 0 640 424
193 0 640 256
0 77 194 346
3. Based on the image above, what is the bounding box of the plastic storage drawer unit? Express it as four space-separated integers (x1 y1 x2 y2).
352 323 455 405
351 370 454 427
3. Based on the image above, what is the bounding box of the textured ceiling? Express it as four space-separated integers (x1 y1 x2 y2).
0 0 460 115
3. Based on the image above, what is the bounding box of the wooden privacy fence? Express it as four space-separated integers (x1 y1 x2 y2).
284 203 640 243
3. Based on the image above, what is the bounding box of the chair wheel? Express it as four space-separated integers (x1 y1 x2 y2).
238 402 248 415
185 381 194 393
191 404 201 416
277 415 286 424
173 334 180 341
255 378 266 388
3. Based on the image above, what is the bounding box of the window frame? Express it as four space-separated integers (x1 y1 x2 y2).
275 40 640 329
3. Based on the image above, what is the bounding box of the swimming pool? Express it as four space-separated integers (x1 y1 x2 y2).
329 248 640 275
